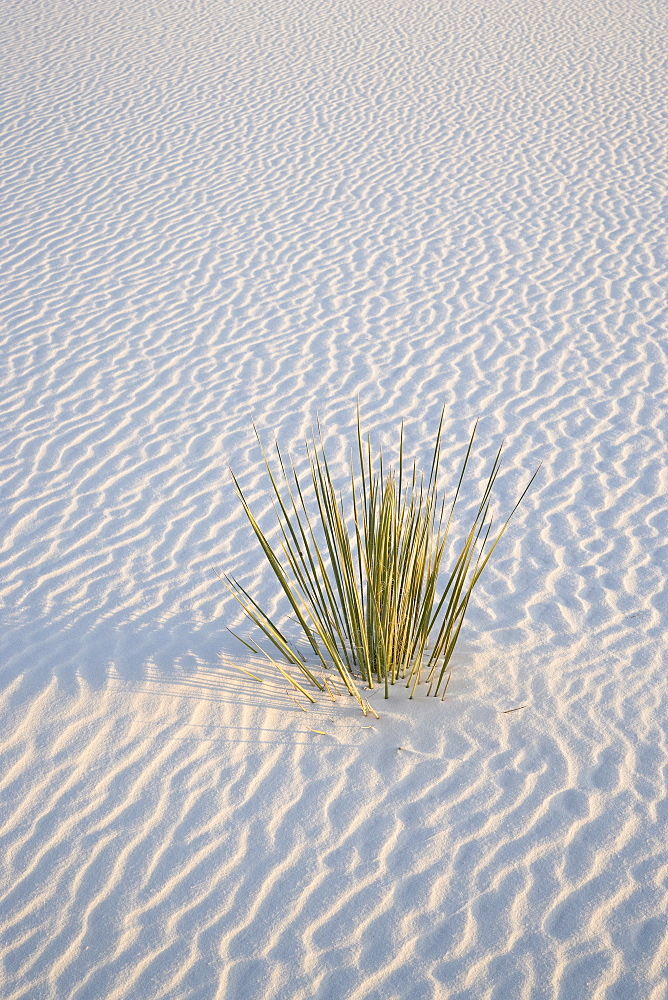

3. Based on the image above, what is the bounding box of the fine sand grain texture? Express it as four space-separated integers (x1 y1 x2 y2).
1 0 667 997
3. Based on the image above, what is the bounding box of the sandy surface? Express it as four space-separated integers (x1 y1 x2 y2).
1 0 667 997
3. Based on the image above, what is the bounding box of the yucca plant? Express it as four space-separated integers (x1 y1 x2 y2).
222 409 537 713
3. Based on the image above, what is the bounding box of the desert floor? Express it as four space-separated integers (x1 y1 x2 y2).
1 0 667 997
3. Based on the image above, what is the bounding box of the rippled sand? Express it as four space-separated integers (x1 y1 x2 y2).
1 0 667 997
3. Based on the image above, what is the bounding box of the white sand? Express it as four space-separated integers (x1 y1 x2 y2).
1 0 667 996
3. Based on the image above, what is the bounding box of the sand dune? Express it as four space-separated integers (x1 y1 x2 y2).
1 0 667 996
